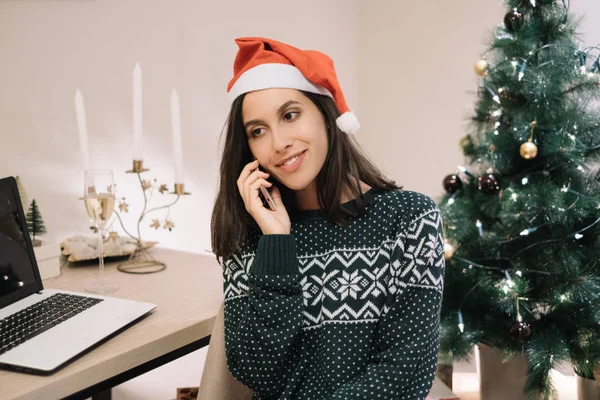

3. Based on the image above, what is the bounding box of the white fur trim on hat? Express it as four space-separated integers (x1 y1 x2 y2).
336 111 360 135
228 63 333 102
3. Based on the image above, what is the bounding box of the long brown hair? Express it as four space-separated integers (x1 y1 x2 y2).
211 90 401 262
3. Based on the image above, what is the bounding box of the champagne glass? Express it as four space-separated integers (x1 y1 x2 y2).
83 169 119 294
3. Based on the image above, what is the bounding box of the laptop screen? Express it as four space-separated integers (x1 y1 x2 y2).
0 181 42 309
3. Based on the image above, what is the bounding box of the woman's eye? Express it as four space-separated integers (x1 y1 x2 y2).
251 127 264 137
283 111 299 121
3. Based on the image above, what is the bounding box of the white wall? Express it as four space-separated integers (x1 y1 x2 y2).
2 0 599 251
357 0 600 200
0 0 358 253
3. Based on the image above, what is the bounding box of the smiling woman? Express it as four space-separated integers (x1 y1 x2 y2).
209 37 445 400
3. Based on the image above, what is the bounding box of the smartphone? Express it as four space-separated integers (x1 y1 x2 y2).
255 165 277 211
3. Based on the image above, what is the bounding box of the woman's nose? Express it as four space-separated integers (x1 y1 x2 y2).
271 127 293 153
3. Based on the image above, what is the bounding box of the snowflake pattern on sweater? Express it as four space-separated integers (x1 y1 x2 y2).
222 189 445 400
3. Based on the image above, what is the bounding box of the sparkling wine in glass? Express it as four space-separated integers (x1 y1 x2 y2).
83 169 119 294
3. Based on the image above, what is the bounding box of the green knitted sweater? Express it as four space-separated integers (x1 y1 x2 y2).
221 188 445 400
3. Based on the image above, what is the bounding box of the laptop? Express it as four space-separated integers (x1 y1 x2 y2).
0 176 157 374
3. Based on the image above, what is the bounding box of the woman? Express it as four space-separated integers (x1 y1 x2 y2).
211 37 445 400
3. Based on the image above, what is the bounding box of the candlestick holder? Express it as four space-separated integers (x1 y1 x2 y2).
113 159 191 274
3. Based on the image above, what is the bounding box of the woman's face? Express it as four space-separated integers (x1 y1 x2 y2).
242 88 328 191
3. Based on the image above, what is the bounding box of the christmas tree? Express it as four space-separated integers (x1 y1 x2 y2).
438 0 600 398
26 199 47 245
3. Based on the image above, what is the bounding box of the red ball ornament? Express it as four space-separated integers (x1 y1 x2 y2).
443 174 463 194
510 321 531 342
504 9 524 32
478 174 500 194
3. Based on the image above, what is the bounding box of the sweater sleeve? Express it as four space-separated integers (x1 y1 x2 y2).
222 234 304 398
330 207 445 400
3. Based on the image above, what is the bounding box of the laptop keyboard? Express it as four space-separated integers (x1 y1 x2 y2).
0 293 103 356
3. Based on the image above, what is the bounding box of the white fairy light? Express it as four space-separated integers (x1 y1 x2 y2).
522 177 529 185
476 220 483 237
458 311 465 333
511 193 518 201
516 270 523 277
504 270 515 287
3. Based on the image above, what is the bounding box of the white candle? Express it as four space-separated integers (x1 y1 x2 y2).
74 89 91 170
133 63 143 161
170 89 184 184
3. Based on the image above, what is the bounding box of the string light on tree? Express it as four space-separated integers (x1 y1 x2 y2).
501 270 516 294
457 165 475 179
518 60 527 81
504 270 515 287
476 219 483 237
444 239 456 260
520 226 539 236
486 86 501 104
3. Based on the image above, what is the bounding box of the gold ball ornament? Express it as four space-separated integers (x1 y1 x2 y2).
474 59 489 76
444 240 456 260
520 141 538 159
460 135 475 156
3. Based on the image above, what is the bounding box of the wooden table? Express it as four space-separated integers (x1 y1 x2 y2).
0 248 224 400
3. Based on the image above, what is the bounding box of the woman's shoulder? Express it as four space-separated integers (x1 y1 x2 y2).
374 188 440 225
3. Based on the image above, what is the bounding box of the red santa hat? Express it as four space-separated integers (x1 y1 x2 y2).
227 37 360 135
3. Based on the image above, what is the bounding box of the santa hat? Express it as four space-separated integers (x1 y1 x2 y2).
227 37 360 135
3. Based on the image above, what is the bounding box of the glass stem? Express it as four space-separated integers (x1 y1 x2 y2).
98 227 104 282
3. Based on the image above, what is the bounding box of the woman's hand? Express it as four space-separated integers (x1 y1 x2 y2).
237 160 291 235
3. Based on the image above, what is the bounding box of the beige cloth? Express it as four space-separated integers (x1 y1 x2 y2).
198 303 254 400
